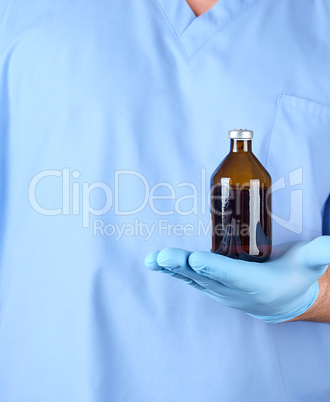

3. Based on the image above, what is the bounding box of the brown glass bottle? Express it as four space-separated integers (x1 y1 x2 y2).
211 129 272 262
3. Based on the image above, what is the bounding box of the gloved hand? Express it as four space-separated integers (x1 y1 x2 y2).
145 236 330 323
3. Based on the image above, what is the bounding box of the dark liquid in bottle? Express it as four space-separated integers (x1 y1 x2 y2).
211 186 271 262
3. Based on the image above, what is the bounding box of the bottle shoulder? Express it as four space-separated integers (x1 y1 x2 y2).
212 152 271 186
251 152 272 180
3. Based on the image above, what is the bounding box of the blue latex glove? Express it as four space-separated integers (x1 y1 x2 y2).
145 237 330 323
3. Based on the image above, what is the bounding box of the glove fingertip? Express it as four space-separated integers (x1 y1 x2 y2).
144 250 161 270
188 252 207 271
157 247 191 268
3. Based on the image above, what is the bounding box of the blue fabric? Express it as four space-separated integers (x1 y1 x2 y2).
0 0 330 401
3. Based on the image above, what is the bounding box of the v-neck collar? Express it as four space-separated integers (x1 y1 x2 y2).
156 0 261 61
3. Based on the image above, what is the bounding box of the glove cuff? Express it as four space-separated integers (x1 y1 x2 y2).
248 281 319 324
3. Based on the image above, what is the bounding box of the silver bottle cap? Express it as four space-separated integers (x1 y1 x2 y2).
228 129 253 139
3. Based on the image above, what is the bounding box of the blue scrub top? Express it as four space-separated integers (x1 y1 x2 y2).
0 0 330 401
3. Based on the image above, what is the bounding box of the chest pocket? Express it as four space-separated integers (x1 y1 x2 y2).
265 93 330 244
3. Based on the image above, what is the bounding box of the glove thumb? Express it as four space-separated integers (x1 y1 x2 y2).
300 236 330 273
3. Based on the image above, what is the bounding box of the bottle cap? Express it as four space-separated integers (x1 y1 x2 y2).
228 129 253 139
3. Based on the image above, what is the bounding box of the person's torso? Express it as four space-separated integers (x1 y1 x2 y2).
0 1 330 401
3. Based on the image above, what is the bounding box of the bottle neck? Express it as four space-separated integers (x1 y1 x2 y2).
230 139 252 153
